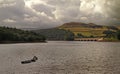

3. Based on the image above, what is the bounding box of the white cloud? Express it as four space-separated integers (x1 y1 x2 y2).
81 17 88 20
0 3 16 8
24 16 39 22
3 19 16 23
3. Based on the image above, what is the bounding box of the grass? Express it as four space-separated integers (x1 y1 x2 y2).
60 27 107 37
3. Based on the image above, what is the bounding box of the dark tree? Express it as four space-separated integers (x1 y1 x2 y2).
76 33 84 38
103 30 116 38
34 28 75 41
117 30 120 40
0 26 46 43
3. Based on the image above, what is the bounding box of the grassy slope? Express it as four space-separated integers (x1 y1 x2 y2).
58 22 119 37
59 27 107 36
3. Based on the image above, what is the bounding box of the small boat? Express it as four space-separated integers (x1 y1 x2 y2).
21 60 32 64
21 56 38 64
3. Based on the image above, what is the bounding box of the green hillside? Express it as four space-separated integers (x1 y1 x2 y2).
58 22 119 37
33 22 120 41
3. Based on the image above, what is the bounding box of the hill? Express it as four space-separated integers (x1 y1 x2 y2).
58 22 119 37
33 28 74 41
33 22 120 41
0 27 46 43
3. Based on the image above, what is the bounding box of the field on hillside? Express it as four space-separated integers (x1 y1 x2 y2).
59 27 108 37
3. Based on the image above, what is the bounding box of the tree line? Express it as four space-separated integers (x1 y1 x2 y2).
0 26 46 43
76 29 120 41
34 28 74 41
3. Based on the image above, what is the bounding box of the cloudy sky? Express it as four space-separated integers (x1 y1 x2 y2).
0 0 120 29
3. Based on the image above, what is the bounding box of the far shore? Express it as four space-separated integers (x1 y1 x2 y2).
0 40 120 44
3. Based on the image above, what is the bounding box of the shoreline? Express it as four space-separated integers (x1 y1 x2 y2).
0 40 120 44
0 41 47 44
98 40 120 42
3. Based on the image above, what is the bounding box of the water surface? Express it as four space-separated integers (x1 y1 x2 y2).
0 41 120 74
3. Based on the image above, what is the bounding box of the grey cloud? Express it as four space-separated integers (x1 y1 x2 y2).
0 0 120 29
0 0 25 21
46 0 80 6
32 4 55 17
51 0 81 22
80 0 120 25
103 0 120 19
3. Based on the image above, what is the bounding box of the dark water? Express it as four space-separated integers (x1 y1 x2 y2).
0 41 120 74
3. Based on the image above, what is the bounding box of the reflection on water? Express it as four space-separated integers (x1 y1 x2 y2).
0 41 120 74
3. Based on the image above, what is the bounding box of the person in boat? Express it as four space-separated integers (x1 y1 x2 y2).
31 56 38 62
21 56 38 64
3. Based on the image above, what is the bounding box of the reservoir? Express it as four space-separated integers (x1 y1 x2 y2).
0 41 120 74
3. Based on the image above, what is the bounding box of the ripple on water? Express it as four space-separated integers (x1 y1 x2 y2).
0 41 120 74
